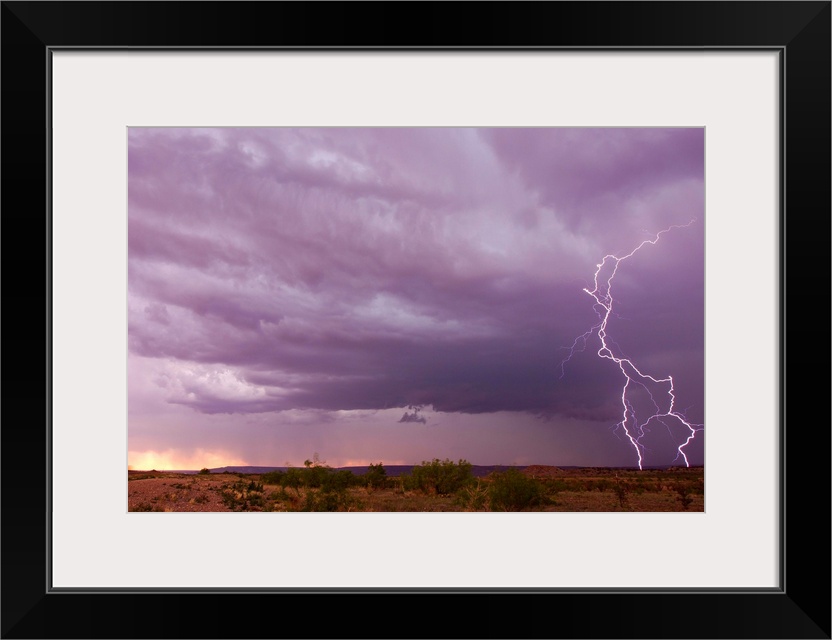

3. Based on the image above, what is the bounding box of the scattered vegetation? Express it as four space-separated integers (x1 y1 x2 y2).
613 475 631 508
487 468 548 511
456 480 489 510
407 458 474 495
221 479 267 511
131 502 161 512
673 482 695 511
364 462 387 490
128 460 704 512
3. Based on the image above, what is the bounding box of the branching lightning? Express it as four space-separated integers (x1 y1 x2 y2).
561 221 703 469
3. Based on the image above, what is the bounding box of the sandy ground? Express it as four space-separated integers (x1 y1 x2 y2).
128 467 704 512
128 472 238 512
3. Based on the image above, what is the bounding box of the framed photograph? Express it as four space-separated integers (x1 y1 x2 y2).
124 123 707 517
2 2 829 638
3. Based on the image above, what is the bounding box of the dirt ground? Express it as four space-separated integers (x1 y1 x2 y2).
127 466 704 513
128 472 237 512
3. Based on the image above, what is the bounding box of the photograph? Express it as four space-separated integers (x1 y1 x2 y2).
127 126 705 513
2 0 828 636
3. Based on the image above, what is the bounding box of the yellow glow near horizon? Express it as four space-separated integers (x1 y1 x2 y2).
338 458 406 467
128 448 249 471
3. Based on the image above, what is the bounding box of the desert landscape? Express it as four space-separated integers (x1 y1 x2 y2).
128 128 706 514
128 460 704 512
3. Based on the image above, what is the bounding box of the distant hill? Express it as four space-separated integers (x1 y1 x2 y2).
166 464 529 477
148 463 691 476
188 464 524 477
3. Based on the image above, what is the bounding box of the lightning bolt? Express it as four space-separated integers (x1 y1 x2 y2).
561 221 703 470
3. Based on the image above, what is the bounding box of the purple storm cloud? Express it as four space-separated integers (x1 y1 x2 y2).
128 128 704 469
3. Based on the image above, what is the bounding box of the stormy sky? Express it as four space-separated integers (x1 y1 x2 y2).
127 128 704 470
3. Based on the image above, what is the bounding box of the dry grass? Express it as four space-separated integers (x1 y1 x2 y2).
128 472 238 512
548 490 703 512
128 466 704 513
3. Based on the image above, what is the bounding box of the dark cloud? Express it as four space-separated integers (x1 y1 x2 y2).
128 127 704 467
398 410 427 425
481 128 703 211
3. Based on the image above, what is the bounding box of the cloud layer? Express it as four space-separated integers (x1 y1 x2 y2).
128 128 704 467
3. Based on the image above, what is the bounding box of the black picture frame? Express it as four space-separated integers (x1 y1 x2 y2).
2 2 829 638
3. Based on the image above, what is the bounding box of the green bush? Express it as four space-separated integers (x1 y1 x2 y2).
246 480 264 493
261 470 285 485
283 468 305 495
220 480 268 511
269 454 356 491
321 469 356 492
198 468 211 475
301 489 356 512
365 462 387 490
544 479 571 494
409 458 474 496
488 468 546 511
303 464 330 488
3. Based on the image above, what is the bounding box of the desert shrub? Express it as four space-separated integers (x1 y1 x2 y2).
394 476 409 494
303 465 330 488
130 502 164 512
488 469 546 511
198 468 211 475
301 489 351 512
298 478 358 512
266 456 359 511
365 462 387 490
220 490 241 510
320 469 356 492
261 470 285 485
455 479 489 510
221 480 269 511
401 474 420 492
409 458 474 496
544 479 571 494
272 454 355 491
283 468 305 495
580 478 611 492
673 482 694 510
595 479 611 492
613 476 631 508
247 493 265 508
